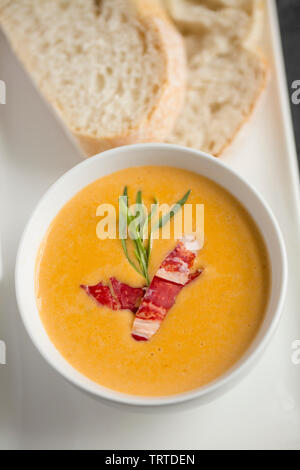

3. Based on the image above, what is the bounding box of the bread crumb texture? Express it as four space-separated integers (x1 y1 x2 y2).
162 0 267 156
0 0 186 155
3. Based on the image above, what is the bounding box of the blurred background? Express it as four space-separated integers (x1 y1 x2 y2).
277 0 300 162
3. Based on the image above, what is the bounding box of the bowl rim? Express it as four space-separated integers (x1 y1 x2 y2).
15 143 288 407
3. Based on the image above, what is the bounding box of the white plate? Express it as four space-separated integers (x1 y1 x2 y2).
0 0 300 450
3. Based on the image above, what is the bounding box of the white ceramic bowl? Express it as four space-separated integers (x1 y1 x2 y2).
15 144 287 410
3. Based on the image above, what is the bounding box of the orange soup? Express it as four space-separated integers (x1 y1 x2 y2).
36 166 270 396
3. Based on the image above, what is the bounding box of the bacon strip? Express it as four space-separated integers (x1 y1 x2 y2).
132 235 203 341
81 282 120 310
81 236 202 339
110 277 145 313
81 279 144 314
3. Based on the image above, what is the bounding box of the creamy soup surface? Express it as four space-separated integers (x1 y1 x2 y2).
36 166 270 396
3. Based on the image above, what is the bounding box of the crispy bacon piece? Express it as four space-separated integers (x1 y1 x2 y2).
110 277 145 313
132 235 203 341
81 282 120 310
81 279 144 314
155 234 200 285
187 269 203 285
81 236 203 340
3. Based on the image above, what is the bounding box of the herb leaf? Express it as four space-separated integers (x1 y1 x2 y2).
119 188 143 277
136 190 142 205
147 198 159 266
135 190 146 239
156 190 191 231
121 239 143 277
118 188 191 286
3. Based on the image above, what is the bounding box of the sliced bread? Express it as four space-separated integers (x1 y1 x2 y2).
162 0 267 156
163 0 264 49
167 34 267 155
0 0 186 157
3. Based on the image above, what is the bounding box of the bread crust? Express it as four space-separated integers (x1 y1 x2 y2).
0 0 186 157
215 48 268 157
169 48 268 158
163 0 268 157
76 1 186 156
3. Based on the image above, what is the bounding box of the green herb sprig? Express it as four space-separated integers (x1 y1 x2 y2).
119 187 191 285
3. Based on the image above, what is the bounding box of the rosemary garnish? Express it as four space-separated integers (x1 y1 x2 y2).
155 190 191 230
119 187 191 285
